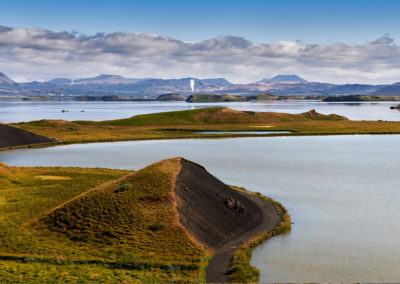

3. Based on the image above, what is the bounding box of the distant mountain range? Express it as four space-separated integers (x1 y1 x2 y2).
1 72 400 98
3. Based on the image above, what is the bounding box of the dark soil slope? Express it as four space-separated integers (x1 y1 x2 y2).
0 124 53 148
175 159 263 248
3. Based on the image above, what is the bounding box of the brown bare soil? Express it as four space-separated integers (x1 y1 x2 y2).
0 123 53 148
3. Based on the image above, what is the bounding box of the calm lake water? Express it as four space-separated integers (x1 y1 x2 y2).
1 135 400 282
1 100 400 123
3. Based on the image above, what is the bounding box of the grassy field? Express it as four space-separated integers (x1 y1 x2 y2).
0 161 209 282
8 107 400 150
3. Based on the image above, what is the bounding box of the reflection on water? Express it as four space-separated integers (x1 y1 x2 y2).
1 100 400 123
1 135 400 282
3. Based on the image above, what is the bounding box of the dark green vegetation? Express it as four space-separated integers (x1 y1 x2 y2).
186 93 310 102
156 93 186 101
186 94 246 102
323 94 400 102
74 95 120 101
0 159 210 282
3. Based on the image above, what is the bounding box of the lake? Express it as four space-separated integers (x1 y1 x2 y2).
1 100 400 123
1 135 400 282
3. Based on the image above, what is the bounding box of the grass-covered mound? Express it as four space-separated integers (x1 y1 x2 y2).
36 158 205 260
156 93 186 101
323 95 400 102
92 107 347 126
0 160 209 282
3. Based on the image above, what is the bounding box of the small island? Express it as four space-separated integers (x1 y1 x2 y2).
156 93 186 101
390 104 400 109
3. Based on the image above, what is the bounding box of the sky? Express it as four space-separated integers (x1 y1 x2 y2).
1 0 400 84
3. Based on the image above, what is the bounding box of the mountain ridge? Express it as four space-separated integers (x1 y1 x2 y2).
0 71 399 97
258 74 308 83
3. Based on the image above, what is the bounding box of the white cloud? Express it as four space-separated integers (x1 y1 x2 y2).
0 25 399 84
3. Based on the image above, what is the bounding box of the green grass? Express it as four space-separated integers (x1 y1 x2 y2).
0 160 209 282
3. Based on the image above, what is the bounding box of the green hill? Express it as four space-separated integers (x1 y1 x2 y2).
92 107 347 126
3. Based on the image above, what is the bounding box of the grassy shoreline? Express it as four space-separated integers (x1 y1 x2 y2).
2 107 400 151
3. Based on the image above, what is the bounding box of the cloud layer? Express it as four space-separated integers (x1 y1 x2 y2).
0 25 399 84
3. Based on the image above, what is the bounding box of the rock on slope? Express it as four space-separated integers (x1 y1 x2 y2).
0 124 54 148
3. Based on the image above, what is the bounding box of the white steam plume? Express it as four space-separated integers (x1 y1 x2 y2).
190 79 195 92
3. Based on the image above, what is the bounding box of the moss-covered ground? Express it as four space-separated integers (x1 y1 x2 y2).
0 161 209 282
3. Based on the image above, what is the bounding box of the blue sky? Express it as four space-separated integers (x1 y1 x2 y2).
1 0 399 44
1 0 400 83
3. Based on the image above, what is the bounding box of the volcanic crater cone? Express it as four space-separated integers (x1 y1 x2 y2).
36 157 281 282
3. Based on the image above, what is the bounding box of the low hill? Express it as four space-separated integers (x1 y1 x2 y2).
0 124 54 148
323 95 375 102
35 157 282 281
38 158 264 247
95 107 348 126
156 93 186 101
322 94 400 102
186 94 246 103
